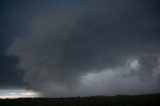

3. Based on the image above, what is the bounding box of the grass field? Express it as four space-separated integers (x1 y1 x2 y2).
0 94 160 106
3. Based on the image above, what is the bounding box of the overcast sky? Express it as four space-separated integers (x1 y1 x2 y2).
0 0 160 98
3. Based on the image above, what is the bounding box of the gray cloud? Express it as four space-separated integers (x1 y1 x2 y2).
138 55 159 80
7 0 160 96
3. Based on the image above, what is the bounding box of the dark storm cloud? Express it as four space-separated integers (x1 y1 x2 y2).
0 0 27 89
0 35 24 88
6 0 160 96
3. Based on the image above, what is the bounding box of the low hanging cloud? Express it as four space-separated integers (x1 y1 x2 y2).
138 55 159 80
7 0 160 96
120 55 160 80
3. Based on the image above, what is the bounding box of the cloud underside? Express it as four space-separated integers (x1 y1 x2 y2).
7 0 160 96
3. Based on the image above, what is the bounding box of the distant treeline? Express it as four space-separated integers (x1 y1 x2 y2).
0 93 160 106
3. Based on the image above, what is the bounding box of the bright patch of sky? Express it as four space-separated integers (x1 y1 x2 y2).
0 89 40 99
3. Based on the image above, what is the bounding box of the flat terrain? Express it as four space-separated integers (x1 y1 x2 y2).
0 94 160 106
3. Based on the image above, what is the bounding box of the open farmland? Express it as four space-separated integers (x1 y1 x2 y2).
0 94 160 106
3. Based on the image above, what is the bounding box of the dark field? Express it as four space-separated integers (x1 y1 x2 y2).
0 94 160 106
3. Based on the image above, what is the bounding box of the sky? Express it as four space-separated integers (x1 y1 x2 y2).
0 0 160 98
